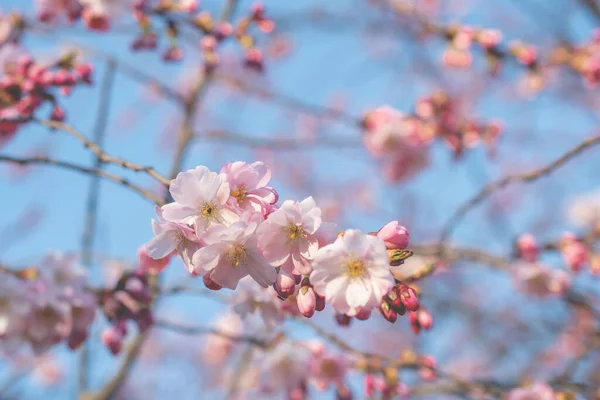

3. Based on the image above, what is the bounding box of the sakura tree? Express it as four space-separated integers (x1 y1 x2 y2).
2 0 600 399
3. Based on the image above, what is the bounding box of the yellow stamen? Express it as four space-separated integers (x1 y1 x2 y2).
199 201 221 223
226 245 248 267
284 223 306 243
232 185 248 204
345 257 366 279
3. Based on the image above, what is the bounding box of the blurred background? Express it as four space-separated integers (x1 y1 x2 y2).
2 0 600 398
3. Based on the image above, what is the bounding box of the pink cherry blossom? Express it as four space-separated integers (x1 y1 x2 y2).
507 383 557 400
191 215 277 289
145 206 201 273
220 161 278 215
0 273 32 344
512 261 570 297
376 221 410 250
137 244 171 274
231 276 284 327
256 196 322 275
160 166 237 232
35 0 82 24
310 351 348 390
310 229 394 317
516 233 538 262
258 341 311 395
560 233 588 272
201 312 243 365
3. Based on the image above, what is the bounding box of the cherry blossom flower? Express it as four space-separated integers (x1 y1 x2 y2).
231 277 284 327
137 244 171 274
221 161 278 215
160 166 237 232
35 0 82 24
507 382 557 400
145 206 201 273
310 350 348 390
191 214 277 289
567 189 600 228
258 341 311 395
310 229 394 317
512 261 570 297
257 196 322 275
0 273 32 344
201 312 243 365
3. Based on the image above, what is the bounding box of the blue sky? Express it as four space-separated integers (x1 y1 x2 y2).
2 0 600 398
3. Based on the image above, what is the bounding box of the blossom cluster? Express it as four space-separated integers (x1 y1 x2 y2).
512 233 571 297
0 252 96 355
362 95 502 181
34 0 274 69
98 247 158 355
144 161 420 324
0 48 94 147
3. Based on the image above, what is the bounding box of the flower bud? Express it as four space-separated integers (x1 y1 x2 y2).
379 300 397 323
335 313 352 326
417 309 433 330
376 221 410 250
355 308 372 321
516 233 538 262
102 326 124 355
275 272 296 298
398 284 419 311
297 278 316 318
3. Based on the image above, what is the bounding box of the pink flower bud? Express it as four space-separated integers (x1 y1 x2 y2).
379 300 397 323
354 308 372 321
409 311 420 334
102 326 124 355
201 35 217 51
50 106 65 122
275 272 296 298
398 284 419 311
203 273 223 291
297 284 316 318
417 309 433 330
516 233 538 262
244 48 264 72
335 313 352 326
376 221 410 249
215 22 233 40
478 29 503 49
561 232 588 272
75 63 94 84
364 375 376 397
163 47 183 62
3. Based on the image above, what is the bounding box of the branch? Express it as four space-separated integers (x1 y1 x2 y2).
438 133 600 251
78 60 116 395
0 155 164 205
31 118 171 187
154 320 270 347
215 73 362 128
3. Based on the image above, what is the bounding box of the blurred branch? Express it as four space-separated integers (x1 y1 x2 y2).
438 133 600 253
215 73 362 127
86 2 242 399
78 59 116 396
197 129 362 150
154 320 270 347
0 155 164 205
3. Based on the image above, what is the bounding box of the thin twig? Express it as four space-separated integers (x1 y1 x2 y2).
438 133 600 253
77 60 116 396
154 320 270 347
0 155 164 205
33 118 170 187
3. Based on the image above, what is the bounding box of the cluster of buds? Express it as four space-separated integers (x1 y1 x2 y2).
380 282 420 324
559 232 589 273
294 277 326 318
130 1 273 69
362 95 502 181
442 25 502 71
0 252 96 355
512 233 571 296
0 51 93 147
364 374 411 399
414 91 503 158
98 268 153 355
